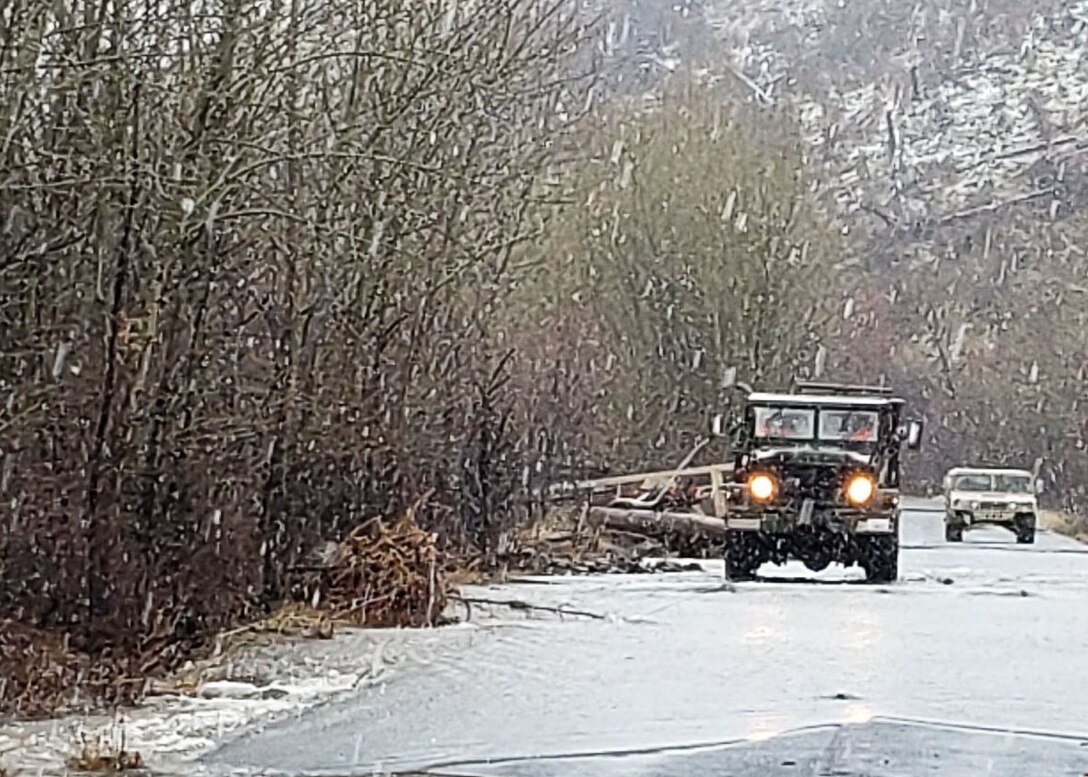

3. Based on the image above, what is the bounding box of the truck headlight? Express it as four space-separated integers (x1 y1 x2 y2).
845 473 876 506
747 472 777 502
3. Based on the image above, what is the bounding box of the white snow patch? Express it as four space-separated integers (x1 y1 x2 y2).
0 621 488 776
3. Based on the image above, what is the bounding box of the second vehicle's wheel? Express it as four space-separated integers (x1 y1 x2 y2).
861 535 898 584
724 531 761 581
1015 515 1036 544
945 522 963 542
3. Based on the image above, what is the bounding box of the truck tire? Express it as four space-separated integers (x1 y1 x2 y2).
1015 515 1036 544
945 522 963 542
724 531 760 581
862 535 898 583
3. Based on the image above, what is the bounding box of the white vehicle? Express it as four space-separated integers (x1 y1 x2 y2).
942 467 1043 544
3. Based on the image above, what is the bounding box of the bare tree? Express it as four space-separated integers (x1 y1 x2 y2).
0 0 593 711
506 75 851 471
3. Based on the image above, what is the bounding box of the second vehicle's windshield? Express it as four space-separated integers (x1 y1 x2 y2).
952 474 993 491
952 474 1032 493
997 475 1033 493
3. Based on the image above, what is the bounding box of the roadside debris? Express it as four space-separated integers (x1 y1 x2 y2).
449 594 606 621
292 493 447 628
66 732 143 773
510 438 732 576
497 502 724 578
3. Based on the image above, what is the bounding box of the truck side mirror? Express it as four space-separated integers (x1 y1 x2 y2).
906 420 923 450
1034 479 1045 495
942 475 951 491
711 414 725 437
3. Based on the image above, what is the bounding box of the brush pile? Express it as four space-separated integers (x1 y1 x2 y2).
301 501 448 628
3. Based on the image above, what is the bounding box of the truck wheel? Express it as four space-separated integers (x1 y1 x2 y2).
724 531 760 581
862 535 898 583
1015 515 1036 544
944 522 963 542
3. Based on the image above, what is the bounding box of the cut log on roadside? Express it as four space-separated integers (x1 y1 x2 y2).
587 506 727 539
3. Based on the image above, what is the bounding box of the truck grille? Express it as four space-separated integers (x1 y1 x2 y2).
976 502 1013 521
781 466 842 502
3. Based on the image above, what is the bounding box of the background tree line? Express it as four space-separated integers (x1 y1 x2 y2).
1 0 1086 712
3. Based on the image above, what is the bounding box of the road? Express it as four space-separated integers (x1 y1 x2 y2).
206 503 1088 777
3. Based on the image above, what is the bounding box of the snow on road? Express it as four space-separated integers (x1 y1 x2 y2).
0 624 489 776
203 505 1088 776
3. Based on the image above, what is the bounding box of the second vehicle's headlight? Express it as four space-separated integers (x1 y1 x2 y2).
845 473 876 506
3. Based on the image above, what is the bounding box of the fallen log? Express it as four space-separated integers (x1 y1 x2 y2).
548 462 735 497
587 506 727 539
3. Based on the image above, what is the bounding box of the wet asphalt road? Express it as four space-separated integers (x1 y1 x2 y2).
206 501 1088 777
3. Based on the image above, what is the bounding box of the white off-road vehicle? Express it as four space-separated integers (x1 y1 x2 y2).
942 467 1043 544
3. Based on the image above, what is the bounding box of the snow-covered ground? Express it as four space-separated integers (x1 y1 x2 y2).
200 505 1088 777
0 622 491 775
5 501 1085 777
0 562 673 775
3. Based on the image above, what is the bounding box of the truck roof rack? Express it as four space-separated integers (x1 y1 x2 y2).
792 380 895 397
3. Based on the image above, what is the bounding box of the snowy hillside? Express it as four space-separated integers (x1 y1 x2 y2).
706 0 1088 261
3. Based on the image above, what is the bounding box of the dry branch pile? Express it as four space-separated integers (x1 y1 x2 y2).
300 502 448 628
67 733 144 773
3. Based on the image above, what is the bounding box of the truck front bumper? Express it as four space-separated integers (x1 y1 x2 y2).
955 510 1034 526
726 507 897 535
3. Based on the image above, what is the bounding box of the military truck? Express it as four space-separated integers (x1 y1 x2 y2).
719 381 924 583
942 466 1042 544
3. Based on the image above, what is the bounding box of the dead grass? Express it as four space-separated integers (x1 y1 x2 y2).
66 732 143 773
3 496 454 719
1040 509 1088 543
0 620 150 719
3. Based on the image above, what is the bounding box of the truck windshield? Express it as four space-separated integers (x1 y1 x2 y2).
951 474 1033 493
818 409 879 441
753 406 815 440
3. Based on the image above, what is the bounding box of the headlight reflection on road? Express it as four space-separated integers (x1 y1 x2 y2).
841 601 887 652
745 720 781 742
843 704 873 725
741 605 786 646
742 623 783 646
